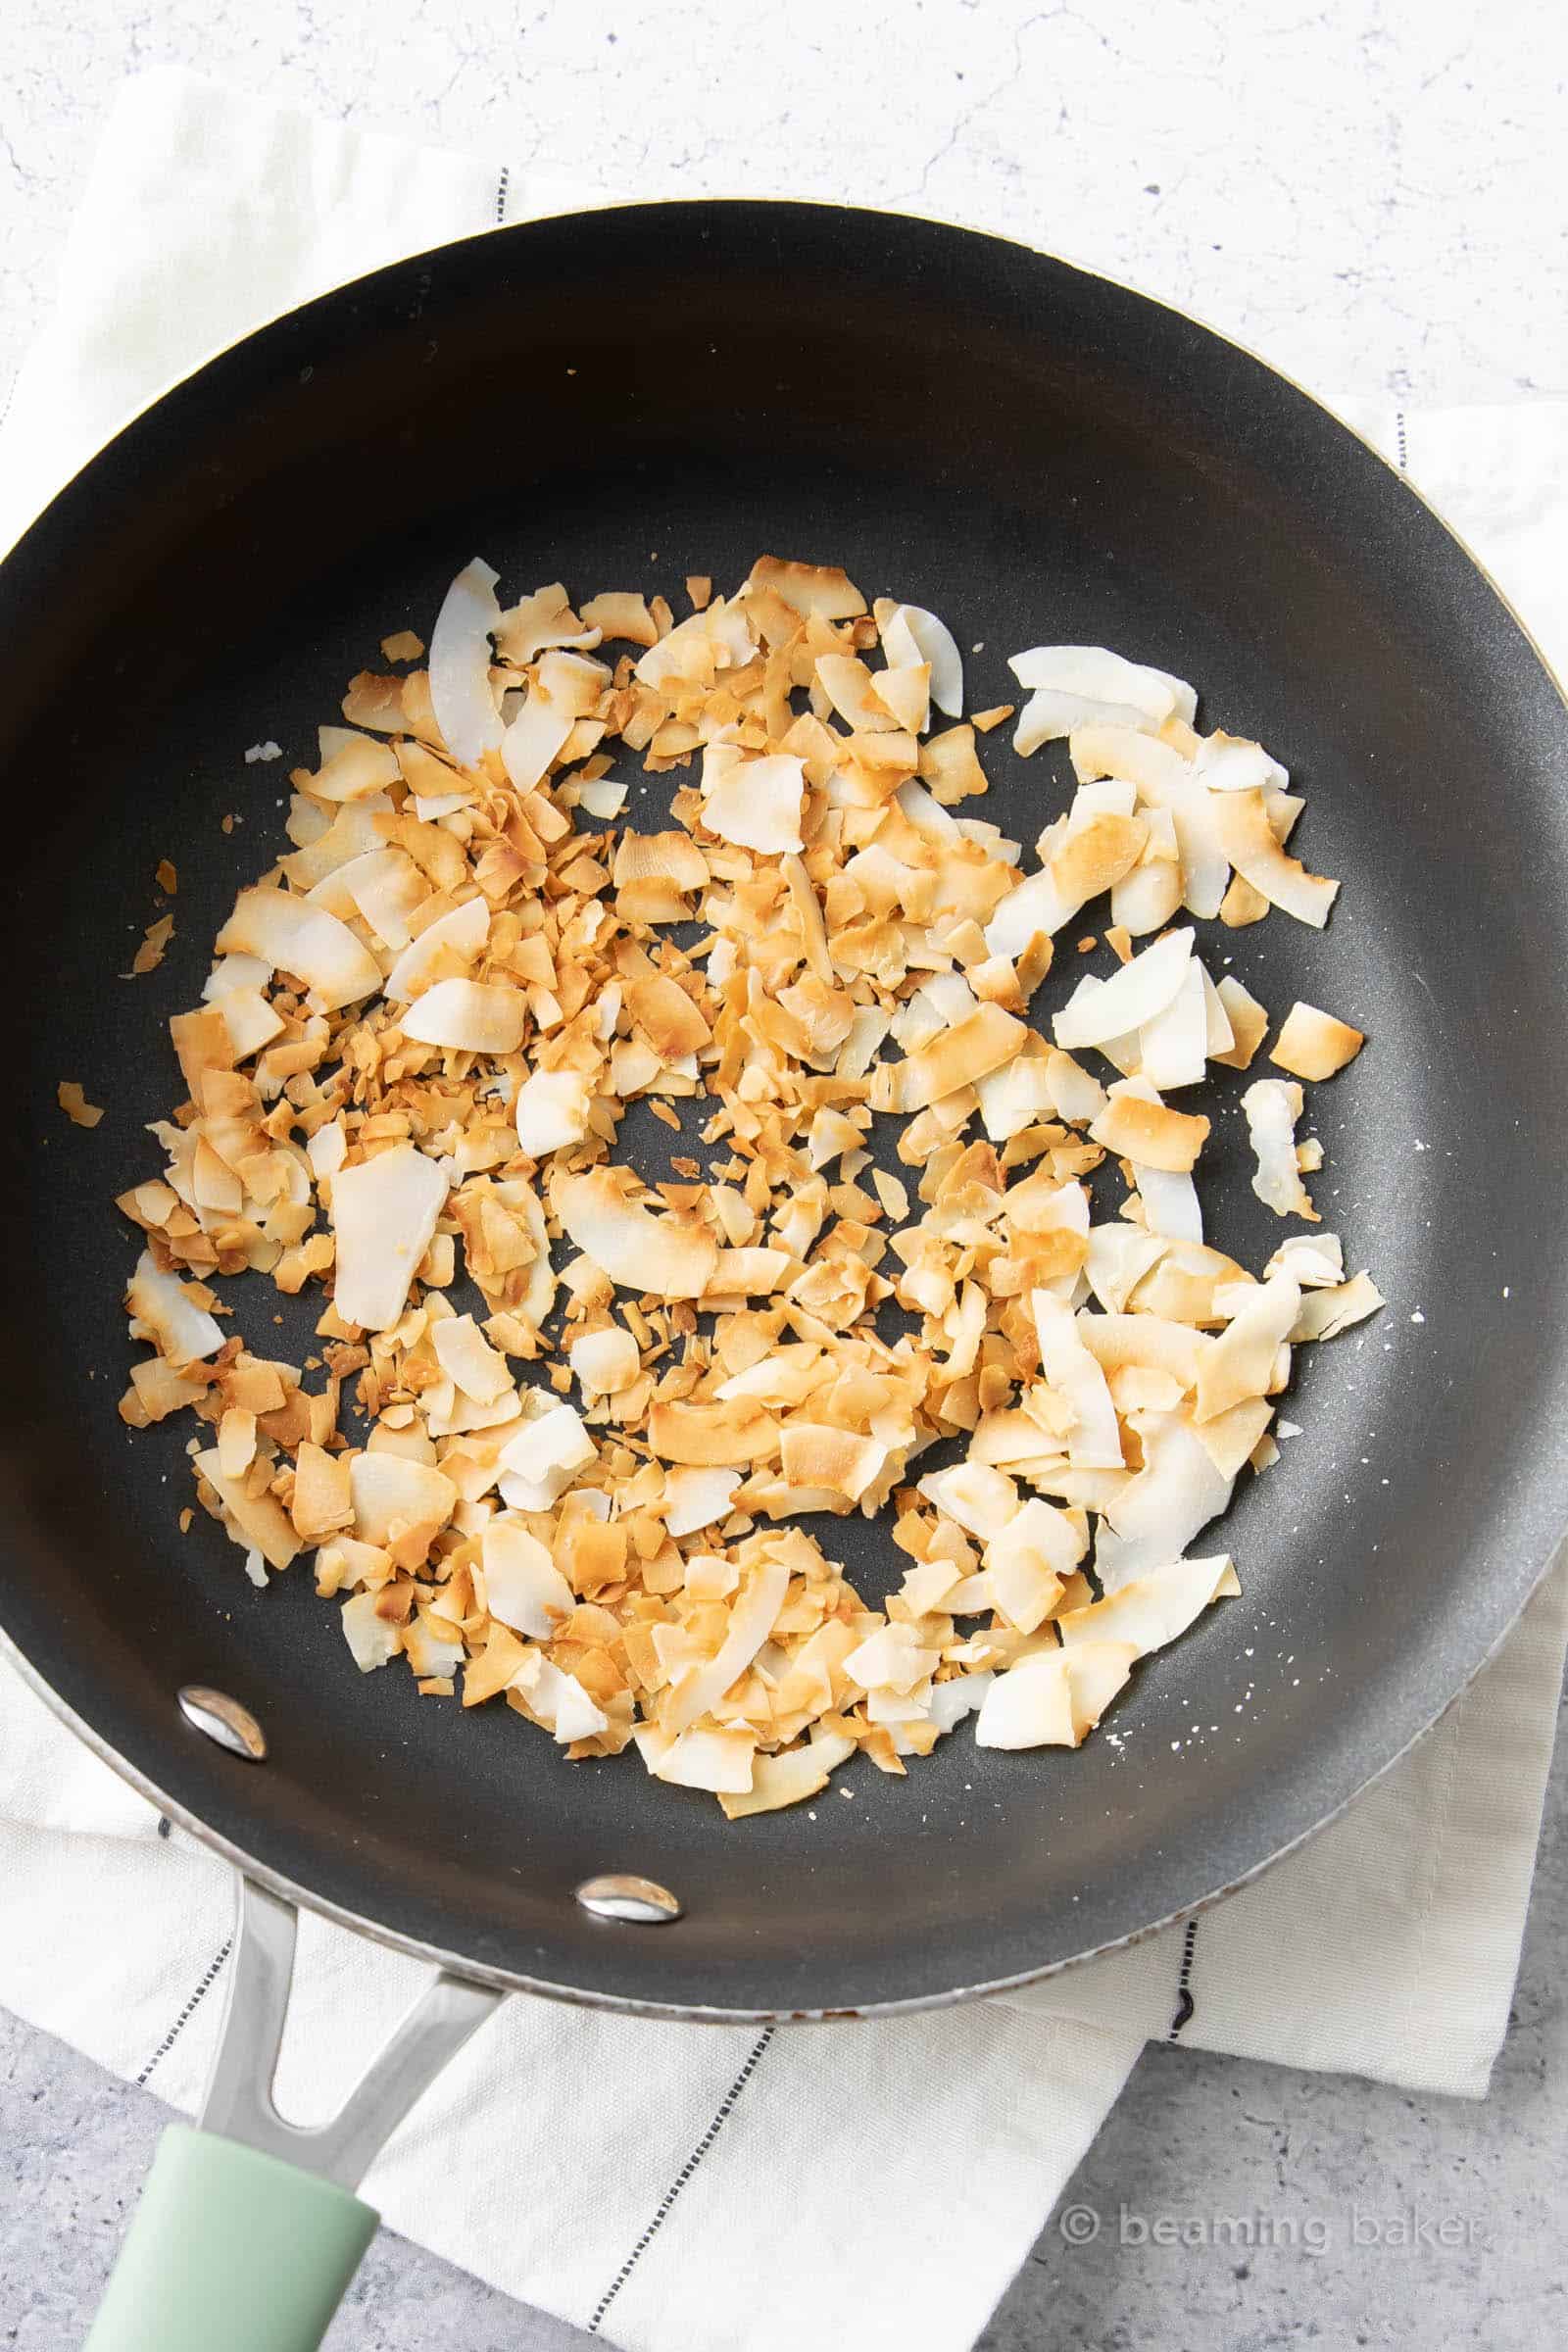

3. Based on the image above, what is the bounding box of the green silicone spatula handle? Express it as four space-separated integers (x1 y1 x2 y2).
81 1875 499 2352
83 2126 377 2352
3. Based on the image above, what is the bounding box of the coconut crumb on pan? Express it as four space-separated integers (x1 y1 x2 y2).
58 1082 104 1129
108 554 1378 1815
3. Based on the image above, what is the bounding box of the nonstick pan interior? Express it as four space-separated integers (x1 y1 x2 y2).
2 203 1566 2018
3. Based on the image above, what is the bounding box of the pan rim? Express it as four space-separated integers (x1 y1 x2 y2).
3 196 1567 2020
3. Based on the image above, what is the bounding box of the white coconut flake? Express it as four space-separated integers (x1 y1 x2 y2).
515 1068 591 1157
216 886 380 1012
126 1252 223 1367
1241 1078 1314 1217
428 557 504 769
1138 959 1209 1091
1032 1293 1124 1469
700 748 806 856
482 1519 574 1638
1058 1555 1241 1656
498 1404 596 1510
383 898 490 1003
329 1144 448 1331
1266 1232 1346 1289
402 978 526 1054
1095 1417 1233 1591
884 602 964 717
501 694 572 792
975 1650 1077 1748
1053 928 1193 1050
569 1326 640 1399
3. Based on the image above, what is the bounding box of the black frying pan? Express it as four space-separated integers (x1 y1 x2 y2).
3 202 1566 2043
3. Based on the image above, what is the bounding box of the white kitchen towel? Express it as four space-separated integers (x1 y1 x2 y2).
3 65 1566 2352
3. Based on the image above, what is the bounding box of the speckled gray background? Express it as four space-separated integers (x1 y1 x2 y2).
2 1 1565 2343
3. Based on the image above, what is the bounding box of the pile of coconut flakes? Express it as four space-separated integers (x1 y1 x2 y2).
114 554 1380 1817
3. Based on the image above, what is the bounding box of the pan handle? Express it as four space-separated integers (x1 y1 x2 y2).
83 1876 500 2352
81 2125 377 2352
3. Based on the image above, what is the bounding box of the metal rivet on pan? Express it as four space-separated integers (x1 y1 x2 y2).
574 1874 682 1925
177 1685 268 1762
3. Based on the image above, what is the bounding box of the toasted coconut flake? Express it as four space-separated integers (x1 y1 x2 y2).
330 1145 448 1331
195 1446 299 1571
700 748 806 856
1033 1293 1126 1468
1291 1271 1385 1341
1010 648 1195 755
1085 1223 1167 1312
510 1070 587 1158
718 1730 857 1818
1268 1232 1346 1289
498 1405 595 1508
985 1497 1084 1628
581 591 660 647
428 557 504 767
1091 1081 1209 1174
652 1726 757 1793
1059 1555 1240 1655
870 662 932 737
663 1466 743 1537
664 1555 791 1736
1194 732 1287 792
874 1003 1025 1115
1060 1641 1140 1740
1211 976 1269 1070
1054 807 1150 905
501 695 572 792
483 1519 573 1637
650 1398 777 1466
1011 644 1194 719
302 731 401 804
557 1168 718 1299
1138 960 1209 1091
1195 1275 1300 1423
1270 1001 1365 1081
881 601 964 717
290 1443 354 1543
127 1252 223 1366
350 1451 458 1548
217 1407 257 1481
383 898 490 1002
432 1313 513 1403
58 1081 104 1128
1210 789 1339 928
514 1651 611 1743
746 555 865 619
779 1424 887 1504
217 886 380 1011
342 1591 401 1671
569 1325 640 1398
401 978 526 1054
918 1461 1019 1540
